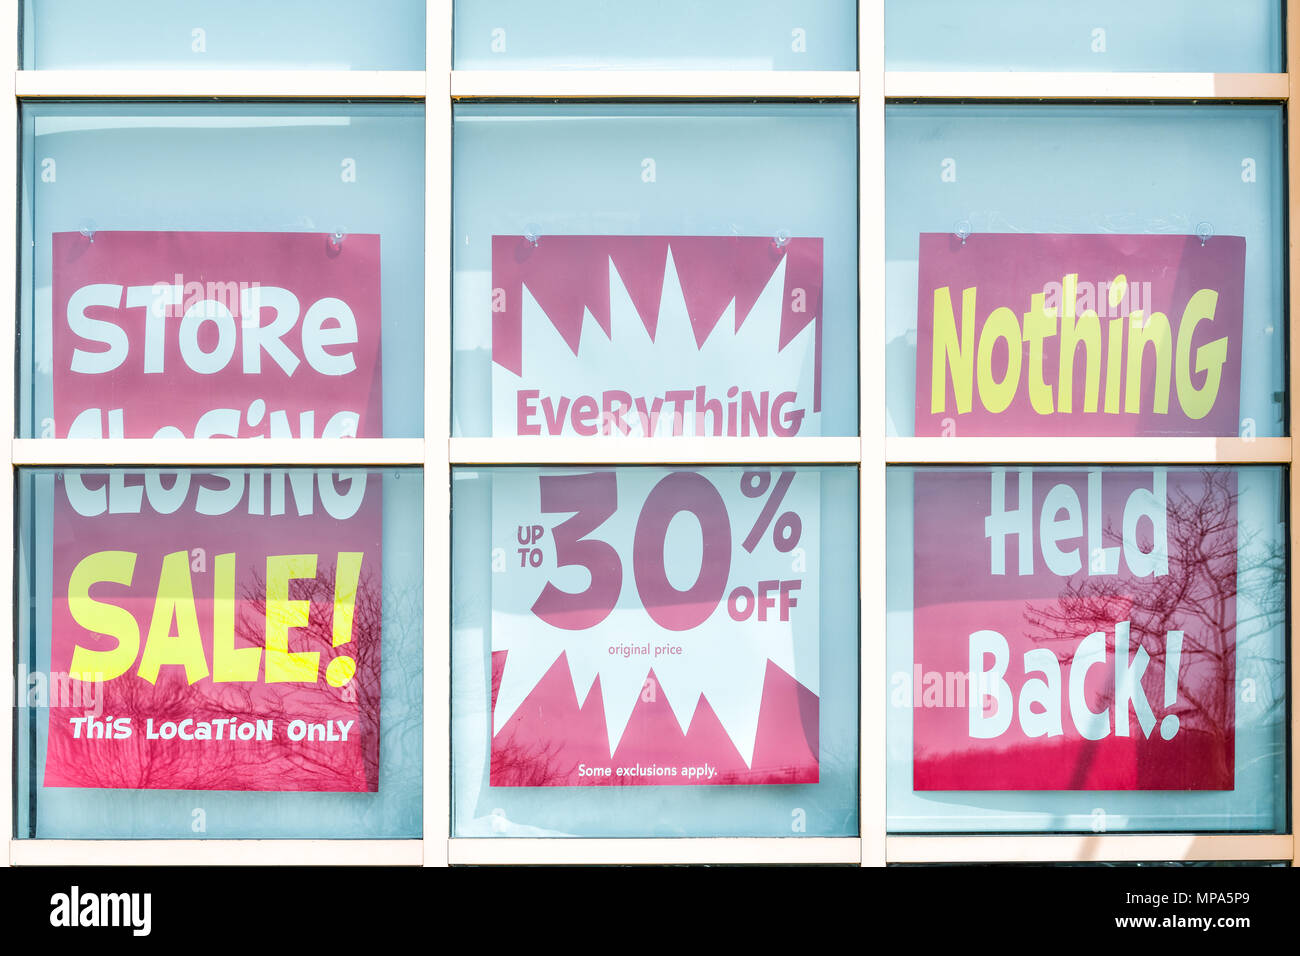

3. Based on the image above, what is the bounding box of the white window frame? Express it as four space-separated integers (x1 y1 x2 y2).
2 0 1294 868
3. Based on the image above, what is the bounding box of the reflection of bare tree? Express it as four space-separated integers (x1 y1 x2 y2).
239 562 383 790
1024 468 1284 785
489 731 574 787
487 654 598 787
47 559 421 793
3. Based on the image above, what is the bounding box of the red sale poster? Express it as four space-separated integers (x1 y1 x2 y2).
51 230 382 440
43 231 384 792
912 468 1237 791
915 233 1244 437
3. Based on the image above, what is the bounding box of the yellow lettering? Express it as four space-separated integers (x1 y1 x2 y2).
212 552 260 682
930 286 976 414
1059 307 1100 414
138 551 210 685
332 552 364 648
1125 311 1173 414
1175 289 1228 420
1062 274 1078 322
265 554 319 682
1023 293 1058 414
976 306 1022 413
67 550 140 682
1105 315 1124 414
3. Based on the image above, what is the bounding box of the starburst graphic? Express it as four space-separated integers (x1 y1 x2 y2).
491 467 820 771
491 235 823 439
486 235 824 786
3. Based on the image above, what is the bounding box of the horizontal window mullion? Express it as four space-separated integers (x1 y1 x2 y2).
886 436 1290 465
885 71 1289 100
887 834 1293 864
450 69 860 100
449 837 860 866
11 839 423 866
448 436 862 465
15 69 427 99
11 438 426 466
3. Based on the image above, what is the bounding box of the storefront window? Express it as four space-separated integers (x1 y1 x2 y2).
885 0 1282 73
14 467 423 839
4 0 1294 875
452 102 858 438
451 465 858 837
453 0 857 71
886 465 1286 833
19 102 424 440
23 0 426 70
886 105 1285 439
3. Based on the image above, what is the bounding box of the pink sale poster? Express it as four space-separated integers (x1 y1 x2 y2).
915 233 1245 437
51 230 382 440
912 468 1237 791
43 231 384 792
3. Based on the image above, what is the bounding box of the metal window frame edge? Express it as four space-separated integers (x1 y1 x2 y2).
4 0 1294 872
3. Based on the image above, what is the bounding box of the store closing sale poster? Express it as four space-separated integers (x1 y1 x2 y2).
44 231 384 792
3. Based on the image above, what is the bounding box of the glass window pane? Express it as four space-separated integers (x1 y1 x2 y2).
20 102 424 439
453 103 858 438
886 105 1284 438
15 468 422 838
885 0 1281 73
23 0 425 70
452 466 858 837
454 0 856 71
887 465 1286 833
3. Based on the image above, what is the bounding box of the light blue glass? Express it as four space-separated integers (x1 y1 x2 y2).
19 102 424 439
886 104 1285 438
886 465 1286 833
23 0 425 69
453 102 859 438
14 469 423 839
452 466 859 837
454 0 856 70
885 0 1281 72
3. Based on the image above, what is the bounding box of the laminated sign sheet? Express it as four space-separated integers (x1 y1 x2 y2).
487 235 825 786
911 233 1245 791
44 231 384 792
911 467 1237 791
915 233 1245 437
